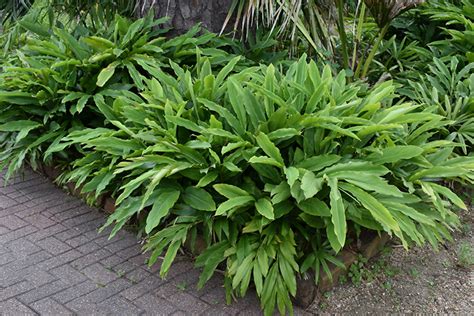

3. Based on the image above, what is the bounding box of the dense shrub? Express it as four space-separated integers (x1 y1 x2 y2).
4 53 472 314
0 14 245 181
405 57 474 154
1 7 473 316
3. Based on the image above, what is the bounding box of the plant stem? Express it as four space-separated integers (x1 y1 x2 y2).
336 0 349 70
352 2 366 70
361 24 389 79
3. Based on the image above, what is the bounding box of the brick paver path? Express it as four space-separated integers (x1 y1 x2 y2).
0 168 308 315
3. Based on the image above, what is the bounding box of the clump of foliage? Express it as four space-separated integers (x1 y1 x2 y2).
457 242 474 268
405 57 474 154
1 1 473 315
0 13 245 180
5 45 472 313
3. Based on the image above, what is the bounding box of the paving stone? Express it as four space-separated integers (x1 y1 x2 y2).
49 206 92 222
53 280 98 304
6 189 25 199
13 195 31 204
162 291 210 314
101 254 127 269
0 225 38 245
97 296 144 315
50 264 87 285
24 213 56 229
111 259 142 276
0 280 35 301
135 294 178 315
0 298 37 316
124 267 153 283
75 240 102 254
0 250 14 265
36 237 72 255
26 223 68 242
120 276 165 301
73 278 132 304
116 244 143 260
0 215 28 230
0 225 10 235
65 299 109 316
127 253 149 268
82 263 119 285
0 267 25 287
105 238 140 255
35 251 78 271
65 234 96 248
63 211 102 227
163 260 194 279
30 298 74 316
0 196 18 208
54 228 83 242
0 167 259 315
24 268 58 287
70 249 112 270
8 250 52 271
6 237 40 255
17 279 70 304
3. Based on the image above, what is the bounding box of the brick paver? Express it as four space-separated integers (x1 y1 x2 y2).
0 168 309 315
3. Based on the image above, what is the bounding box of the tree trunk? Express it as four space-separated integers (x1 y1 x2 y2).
135 0 234 35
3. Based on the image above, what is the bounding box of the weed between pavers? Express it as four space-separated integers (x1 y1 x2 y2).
176 281 187 291
409 267 420 278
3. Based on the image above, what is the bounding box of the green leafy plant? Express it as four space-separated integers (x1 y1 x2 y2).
420 0 474 61
405 57 474 154
0 13 243 182
1 8 473 315
45 56 472 314
457 241 474 268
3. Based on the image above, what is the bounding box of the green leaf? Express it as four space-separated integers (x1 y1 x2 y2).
301 171 323 199
366 146 424 164
0 120 42 143
340 173 403 197
82 36 115 50
18 20 50 37
0 120 41 132
183 187 216 211
255 198 275 220
145 190 181 233
326 221 343 253
340 183 400 233
249 156 283 167
82 169 115 198
255 132 284 166
429 183 467 210
284 167 299 187
93 94 118 122
160 240 182 278
97 63 118 87
213 184 250 198
268 128 300 141
196 241 229 289
270 182 291 204
196 171 218 188
216 196 255 216
297 198 331 217
410 166 468 181
327 177 346 247
75 95 89 114
295 154 341 172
